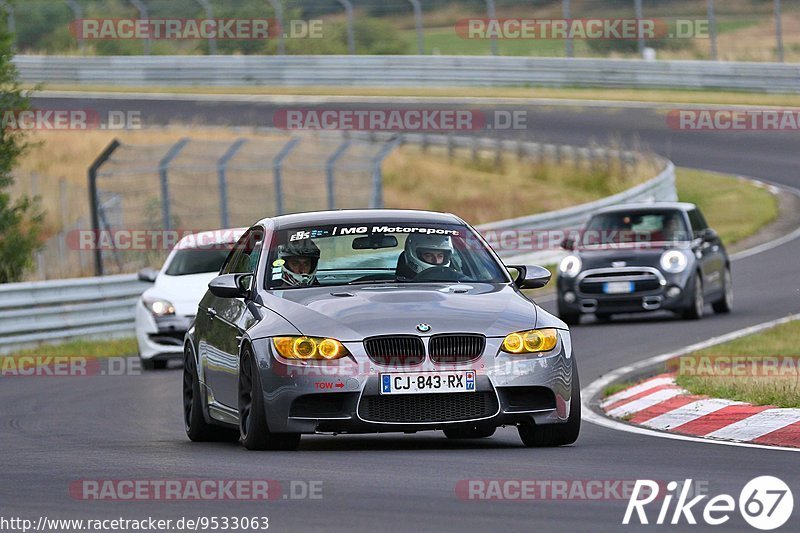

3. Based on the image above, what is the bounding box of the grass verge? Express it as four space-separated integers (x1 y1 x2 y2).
675 168 778 245
6 337 138 359
30 84 800 108
672 321 800 408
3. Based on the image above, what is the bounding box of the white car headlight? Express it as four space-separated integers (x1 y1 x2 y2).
660 250 688 273
558 255 582 279
143 296 176 316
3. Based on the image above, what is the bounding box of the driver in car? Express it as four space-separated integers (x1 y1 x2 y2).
276 239 320 287
396 234 457 280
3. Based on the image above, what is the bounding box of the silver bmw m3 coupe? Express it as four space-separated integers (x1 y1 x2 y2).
183 209 580 450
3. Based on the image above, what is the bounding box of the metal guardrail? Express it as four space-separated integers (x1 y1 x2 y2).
0 275 149 355
0 135 676 355
13 55 800 93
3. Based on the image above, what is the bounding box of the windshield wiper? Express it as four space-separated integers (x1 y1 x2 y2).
346 279 400 285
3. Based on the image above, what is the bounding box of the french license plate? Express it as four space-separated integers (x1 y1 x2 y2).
380 370 476 395
604 281 634 294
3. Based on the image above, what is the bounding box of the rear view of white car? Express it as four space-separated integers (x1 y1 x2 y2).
135 229 245 369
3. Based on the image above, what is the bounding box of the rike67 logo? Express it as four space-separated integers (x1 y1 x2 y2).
624 477 793 530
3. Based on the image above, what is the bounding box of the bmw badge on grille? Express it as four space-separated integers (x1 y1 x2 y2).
416 323 431 333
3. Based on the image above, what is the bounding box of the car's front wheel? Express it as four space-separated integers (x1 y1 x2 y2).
518 357 581 447
712 268 733 314
682 273 704 320
238 347 301 451
183 344 239 442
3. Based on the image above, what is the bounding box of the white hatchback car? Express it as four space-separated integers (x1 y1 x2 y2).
135 229 245 369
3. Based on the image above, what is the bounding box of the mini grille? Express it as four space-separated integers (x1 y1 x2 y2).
359 392 497 423
428 334 485 363
364 336 425 366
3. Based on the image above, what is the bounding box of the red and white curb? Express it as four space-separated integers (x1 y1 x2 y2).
601 373 800 448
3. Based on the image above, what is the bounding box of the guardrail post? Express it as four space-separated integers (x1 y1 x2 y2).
337 0 356 55
447 133 455 160
485 0 497 56
326 139 352 210
88 139 121 276
775 0 784 63
706 0 718 60
217 138 247 227
273 138 300 215
371 136 402 208
158 138 190 231
268 0 285 55
195 0 217 55
562 0 573 58
130 0 151 55
408 0 424 55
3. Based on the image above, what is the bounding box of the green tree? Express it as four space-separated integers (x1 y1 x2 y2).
0 26 43 283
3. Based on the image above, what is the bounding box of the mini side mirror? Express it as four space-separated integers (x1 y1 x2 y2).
137 267 158 282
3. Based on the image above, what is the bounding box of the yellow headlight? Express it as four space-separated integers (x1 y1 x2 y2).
273 336 350 360
502 329 559 354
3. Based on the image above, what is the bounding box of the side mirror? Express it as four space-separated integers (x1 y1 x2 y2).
702 228 718 242
137 267 159 282
209 273 254 299
507 265 552 290
561 237 575 251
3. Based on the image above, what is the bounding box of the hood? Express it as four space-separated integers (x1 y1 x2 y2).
260 283 538 341
145 272 219 315
575 244 678 270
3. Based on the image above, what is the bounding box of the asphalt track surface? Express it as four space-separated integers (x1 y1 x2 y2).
3 95 798 532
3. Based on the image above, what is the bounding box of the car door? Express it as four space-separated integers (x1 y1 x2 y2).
688 209 725 295
203 228 264 409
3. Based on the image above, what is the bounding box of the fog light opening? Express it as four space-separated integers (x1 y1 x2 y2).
666 286 682 298
564 291 576 304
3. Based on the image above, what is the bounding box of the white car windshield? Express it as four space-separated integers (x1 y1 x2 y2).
164 247 233 276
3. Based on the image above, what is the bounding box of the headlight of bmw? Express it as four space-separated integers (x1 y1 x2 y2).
558 255 582 278
501 329 559 355
660 250 689 274
142 297 176 316
272 336 351 360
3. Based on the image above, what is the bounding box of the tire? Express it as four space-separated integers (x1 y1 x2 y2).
238 347 301 451
141 358 168 370
443 426 496 439
183 344 240 442
682 273 704 320
518 358 581 447
712 268 733 314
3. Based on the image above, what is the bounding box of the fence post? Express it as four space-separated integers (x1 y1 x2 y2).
371 137 403 208
217 138 248 227
563 0 573 58
88 139 121 276
130 0 151 55
326 139 352 210
0 1 15 49
268 0 285 55
65 0 85 53
195 0 217 54
634 0 645 58
775 0 784 63
707 0 718 60
273 138 301 215
337 0 356 55
158 138 190 231
485 0 497 56
408 0 424 54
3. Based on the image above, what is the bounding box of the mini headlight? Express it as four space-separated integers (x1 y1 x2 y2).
143 297 175 316
558 255 582 279
660 250 688 273
502 329 559 355
273 336 350 360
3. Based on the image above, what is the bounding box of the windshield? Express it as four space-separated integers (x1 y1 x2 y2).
163 247 233 276
583 211 690 246
266 222 508 289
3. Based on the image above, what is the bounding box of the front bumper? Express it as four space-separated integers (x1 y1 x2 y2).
251 333 575 434
135 301 194 360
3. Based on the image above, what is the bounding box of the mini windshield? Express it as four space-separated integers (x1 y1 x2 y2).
583 211 690 246
266 222 509 289
164 247 233 276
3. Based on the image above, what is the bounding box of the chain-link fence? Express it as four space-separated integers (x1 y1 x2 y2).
87 131 399 276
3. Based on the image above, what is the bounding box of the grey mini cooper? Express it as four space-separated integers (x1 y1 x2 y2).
183 209 580 450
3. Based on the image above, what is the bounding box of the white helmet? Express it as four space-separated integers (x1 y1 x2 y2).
277 239 320 286
404 234 454 274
